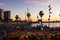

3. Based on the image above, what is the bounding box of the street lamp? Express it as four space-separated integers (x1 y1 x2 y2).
59 14 60 20
37 16 39 23
59 14 60 27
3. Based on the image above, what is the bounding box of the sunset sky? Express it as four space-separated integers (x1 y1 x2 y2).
0 0 60 21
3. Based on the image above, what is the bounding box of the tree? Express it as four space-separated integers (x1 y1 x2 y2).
39 11 44 24
27 13 31 22
15 15 19 20
15 15 19 26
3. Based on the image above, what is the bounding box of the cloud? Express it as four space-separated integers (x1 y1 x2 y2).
0 2 5 6
25 0 54 6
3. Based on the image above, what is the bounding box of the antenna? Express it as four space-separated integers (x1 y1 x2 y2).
27 8 29 13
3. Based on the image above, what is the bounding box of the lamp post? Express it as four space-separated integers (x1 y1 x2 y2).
59 14 60 27
25 11 26 21
37 16 39 23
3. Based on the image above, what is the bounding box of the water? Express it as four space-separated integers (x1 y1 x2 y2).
43 22 60 27
31 22 60 28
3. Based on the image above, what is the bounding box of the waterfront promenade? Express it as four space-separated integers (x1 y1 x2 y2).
0 22 60 40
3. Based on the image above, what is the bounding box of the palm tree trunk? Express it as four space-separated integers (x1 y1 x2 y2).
41 17 45 40
41 17 42 24
28 17 29 22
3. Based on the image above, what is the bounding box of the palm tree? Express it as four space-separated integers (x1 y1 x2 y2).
27 13 31 22
15 15 19 21
15 15 19 26
39 11 44 40
39 11 44 24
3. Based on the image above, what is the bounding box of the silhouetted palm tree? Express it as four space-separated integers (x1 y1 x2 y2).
15 15 19 20
15 15 19 26
27 13 31 22
39 11 44 24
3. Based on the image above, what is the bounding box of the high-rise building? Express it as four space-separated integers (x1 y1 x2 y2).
4 11 11 22
0 9 4 21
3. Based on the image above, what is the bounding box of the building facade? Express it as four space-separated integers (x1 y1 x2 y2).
0 9 4 21
4 11 11 22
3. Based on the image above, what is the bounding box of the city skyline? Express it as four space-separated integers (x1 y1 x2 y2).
0 0 60 22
